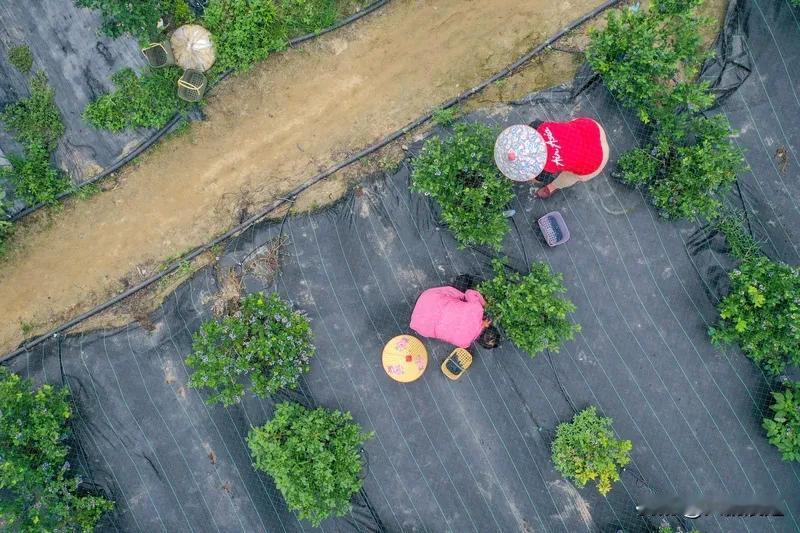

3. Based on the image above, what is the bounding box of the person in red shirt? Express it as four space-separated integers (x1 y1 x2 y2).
494 118 610 198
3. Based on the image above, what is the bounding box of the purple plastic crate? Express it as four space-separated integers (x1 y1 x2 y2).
538 211 570 247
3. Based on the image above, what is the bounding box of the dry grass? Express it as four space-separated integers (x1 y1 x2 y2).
243 235 288 286
208 267 244 317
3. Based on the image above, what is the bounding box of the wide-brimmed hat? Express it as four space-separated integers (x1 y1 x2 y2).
494 124 547 182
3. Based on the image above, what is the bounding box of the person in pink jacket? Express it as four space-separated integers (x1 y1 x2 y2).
409 285 500 349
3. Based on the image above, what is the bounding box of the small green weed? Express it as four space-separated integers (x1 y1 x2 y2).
74 183 101 200
8 44 33 74
19 321 35 336
432 107 458 127
177 259 192 275
714 208 761 260
0 190 13 257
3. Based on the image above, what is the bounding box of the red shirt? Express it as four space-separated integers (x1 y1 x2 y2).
536 118 604 176
409 287 486 348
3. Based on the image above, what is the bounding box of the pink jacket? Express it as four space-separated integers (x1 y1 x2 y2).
409 287 486 348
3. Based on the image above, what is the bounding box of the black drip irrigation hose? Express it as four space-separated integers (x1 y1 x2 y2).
2 0 624 362
7 0 391 224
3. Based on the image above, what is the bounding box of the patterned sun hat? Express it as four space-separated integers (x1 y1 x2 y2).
494 124 547 182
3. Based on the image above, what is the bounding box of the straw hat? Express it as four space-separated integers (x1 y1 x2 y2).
494 124 547 182
170 24 216 72
382 335 428 383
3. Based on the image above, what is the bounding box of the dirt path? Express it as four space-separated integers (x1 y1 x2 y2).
0 0 606 353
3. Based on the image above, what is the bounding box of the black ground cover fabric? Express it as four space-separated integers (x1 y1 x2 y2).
0 0 150 212
4 0 800 531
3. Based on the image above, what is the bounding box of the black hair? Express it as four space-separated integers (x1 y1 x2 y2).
452 274 479 293
527 120 558 184
477 325 501 349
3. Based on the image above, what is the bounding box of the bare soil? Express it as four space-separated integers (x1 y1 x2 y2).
0 0 726 354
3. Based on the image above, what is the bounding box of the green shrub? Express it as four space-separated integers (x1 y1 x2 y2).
76 0 170 40
186 292 315 406
432 107 458 126
248 402 372 526
710 257 800 375
0 368 114 531
204 0 341 73
617 114 743 220
411 123 514 250
587 0 712 124
479 260 580 356
1 142 69 205
0 73 68 205
8 44 33 74
83 67 189 131
551 406 632 495
1 72 65 151
763 381 800 461
591 0 744 222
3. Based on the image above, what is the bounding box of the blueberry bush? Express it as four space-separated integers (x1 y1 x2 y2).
590 0 744 222
411 123 514 250
478 260 580 356
248 402 373 526
587 0 711 125
0 368 114 531
551 406 632 495
710 257 800 375
763 381 800 461
186 292 315 406
617 114 743 220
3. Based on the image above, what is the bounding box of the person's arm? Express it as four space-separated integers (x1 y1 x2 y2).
464 289 486 307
